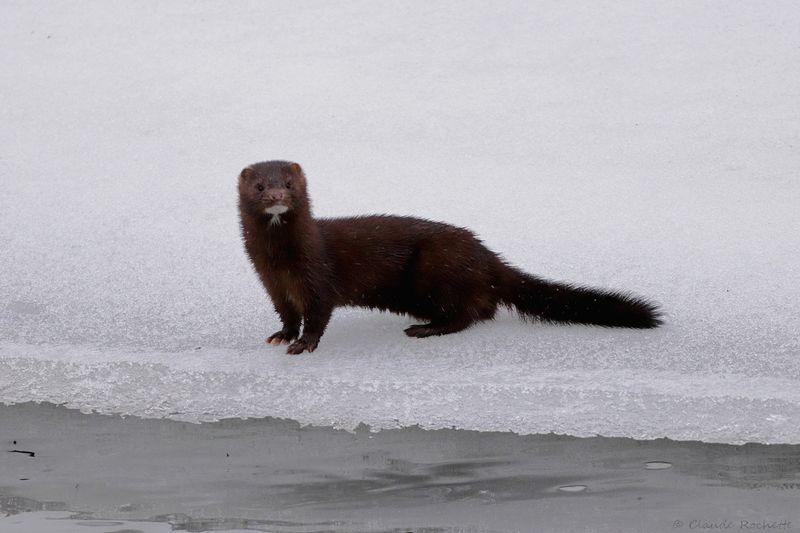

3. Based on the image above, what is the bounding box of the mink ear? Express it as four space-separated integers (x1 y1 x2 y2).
286 162 303 177
240 167 254 180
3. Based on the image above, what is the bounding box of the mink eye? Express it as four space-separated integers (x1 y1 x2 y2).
256 183 264 192
285 180 292 189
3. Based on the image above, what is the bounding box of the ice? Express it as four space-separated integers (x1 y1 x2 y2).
1 1 799 444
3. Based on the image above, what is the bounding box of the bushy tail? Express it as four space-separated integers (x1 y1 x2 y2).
501 267 662 328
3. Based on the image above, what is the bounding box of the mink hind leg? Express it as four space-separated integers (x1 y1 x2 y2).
403 290 498 338
403 238 500 338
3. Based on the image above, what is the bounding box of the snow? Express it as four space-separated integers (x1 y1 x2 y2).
1 1 799 444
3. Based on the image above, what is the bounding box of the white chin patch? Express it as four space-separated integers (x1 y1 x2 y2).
264 205 289 215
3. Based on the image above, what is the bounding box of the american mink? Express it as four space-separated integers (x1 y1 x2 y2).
238 160 661 355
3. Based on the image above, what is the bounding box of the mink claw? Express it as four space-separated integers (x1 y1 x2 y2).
266 331 298 346
286 337 319 355
404 324 433 338
286 340 307 355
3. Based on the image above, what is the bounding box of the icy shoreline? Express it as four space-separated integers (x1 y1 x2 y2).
2 340 798 444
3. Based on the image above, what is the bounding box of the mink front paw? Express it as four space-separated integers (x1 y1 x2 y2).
286 337 319 355
266 330 298 346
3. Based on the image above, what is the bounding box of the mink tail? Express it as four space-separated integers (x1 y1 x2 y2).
500 267 662 329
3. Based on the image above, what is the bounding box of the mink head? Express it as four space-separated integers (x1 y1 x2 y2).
238 161 310 220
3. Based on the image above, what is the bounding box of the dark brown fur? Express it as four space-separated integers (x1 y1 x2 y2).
239 161 661 354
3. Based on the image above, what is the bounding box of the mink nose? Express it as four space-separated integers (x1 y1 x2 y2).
266 190 286 202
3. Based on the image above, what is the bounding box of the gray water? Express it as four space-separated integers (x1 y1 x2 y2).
1 403 799 532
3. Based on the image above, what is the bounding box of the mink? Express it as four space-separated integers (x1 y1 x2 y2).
238 160 662 355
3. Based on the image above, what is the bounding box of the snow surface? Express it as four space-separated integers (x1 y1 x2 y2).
1 1 799 444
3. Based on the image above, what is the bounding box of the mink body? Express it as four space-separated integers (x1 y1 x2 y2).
239 161 661 355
